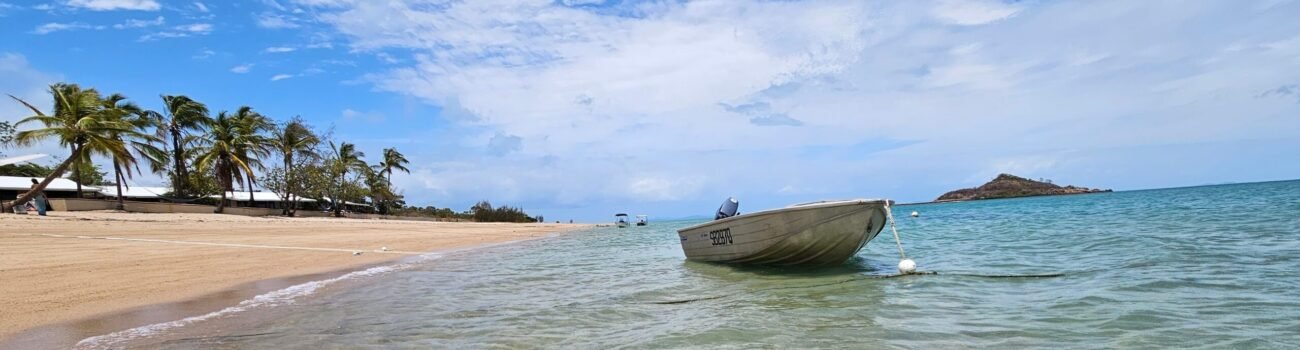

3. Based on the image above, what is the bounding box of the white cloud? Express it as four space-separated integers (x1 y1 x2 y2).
175 23 212 33
32 22 99 34
626 176 704 201
341 108 383 122
229 64 252 73
0 53 69 158
65 0 160 11
137 32 183 41
192 48 216 59
264 46 296 53
270 74 293 81
112 16 164 29
256 13 300 29
193 1 207 12
374 52 398 64
296 0 1300 215
932 0 1021 26
138 23 212 41
486 133 522 156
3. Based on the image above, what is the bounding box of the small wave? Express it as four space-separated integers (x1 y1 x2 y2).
74 253 443 350
71 234 564 350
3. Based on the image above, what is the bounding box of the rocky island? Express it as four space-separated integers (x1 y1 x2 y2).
936 174 1111 202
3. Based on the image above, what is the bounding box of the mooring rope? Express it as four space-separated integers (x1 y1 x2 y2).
882 200 907 261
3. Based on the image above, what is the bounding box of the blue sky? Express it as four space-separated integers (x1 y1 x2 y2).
2 0 1299 222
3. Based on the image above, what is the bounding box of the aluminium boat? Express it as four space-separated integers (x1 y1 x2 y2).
676 199 888 265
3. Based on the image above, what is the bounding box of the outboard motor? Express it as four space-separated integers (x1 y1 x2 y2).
715 197 739 220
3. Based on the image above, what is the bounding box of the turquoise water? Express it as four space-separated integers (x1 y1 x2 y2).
94 181 1300 349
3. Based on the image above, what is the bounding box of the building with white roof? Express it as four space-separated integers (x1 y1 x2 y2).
209 191 320 209
97 186 171 200
1 176 99 201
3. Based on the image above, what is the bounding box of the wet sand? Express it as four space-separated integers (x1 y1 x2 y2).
0 211 584 348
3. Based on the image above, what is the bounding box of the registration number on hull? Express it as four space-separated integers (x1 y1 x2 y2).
708 228 733 246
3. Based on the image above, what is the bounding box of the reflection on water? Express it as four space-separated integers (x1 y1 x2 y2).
103 181 1300 349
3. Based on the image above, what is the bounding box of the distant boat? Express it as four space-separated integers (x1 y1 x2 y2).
635 215 648 226
677 199 888 265
615 213 630 228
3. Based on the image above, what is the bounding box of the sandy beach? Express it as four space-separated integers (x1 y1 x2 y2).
0 211 583 345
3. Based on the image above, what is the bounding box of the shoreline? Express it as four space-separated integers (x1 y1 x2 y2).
0 211 587 349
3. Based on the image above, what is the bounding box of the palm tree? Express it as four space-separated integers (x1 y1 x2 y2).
230 106 273 207
372 147 410 214
327 141 367 217
193 111 258 213
378 148 410 187
365 163 399 214
100 93 167 211
158 95 209 198
3 84 133 213
270 117 318 216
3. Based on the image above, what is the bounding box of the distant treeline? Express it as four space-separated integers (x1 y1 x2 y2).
391 200 535 223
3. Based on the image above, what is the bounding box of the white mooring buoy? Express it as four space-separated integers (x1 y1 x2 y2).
910 211 919 218
898 259 917 274
885 201 919 275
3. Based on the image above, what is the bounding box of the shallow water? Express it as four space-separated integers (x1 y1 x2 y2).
96 181 1300 349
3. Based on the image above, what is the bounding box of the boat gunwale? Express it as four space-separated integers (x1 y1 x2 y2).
675 198 889 233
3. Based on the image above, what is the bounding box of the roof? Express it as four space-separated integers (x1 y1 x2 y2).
321 197 372 207
98 186 171 198
211 191 317 202
0 176 99 192
0 154 48 166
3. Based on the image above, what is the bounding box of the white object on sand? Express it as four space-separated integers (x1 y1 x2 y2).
380 246 389 251
352 251 362 256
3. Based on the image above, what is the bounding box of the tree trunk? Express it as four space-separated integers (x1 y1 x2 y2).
247 173 256 209
4 146 79 213
171 127 187 198
284 155 295 217
113 161 126 211
385 171 392 215
215 160 230 213
332 170 344 217
72 145 82 198
216 189 226 213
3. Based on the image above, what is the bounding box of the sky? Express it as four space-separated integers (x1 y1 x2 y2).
2 0 1299 222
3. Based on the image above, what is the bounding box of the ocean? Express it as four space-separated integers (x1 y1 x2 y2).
82 180 1300 349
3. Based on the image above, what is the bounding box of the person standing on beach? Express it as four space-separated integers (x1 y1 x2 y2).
28 178 47 216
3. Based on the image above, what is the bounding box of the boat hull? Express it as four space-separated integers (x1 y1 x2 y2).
676 200 887 265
